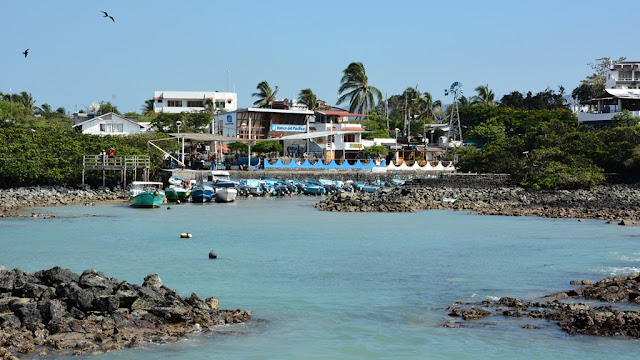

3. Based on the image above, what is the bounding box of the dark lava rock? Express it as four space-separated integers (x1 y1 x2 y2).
0 266 250 357
445 273 640 339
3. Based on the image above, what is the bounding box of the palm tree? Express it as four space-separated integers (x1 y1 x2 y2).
141 99 155 113
337 62 382 116
15 92 35 113
418 91 443 123
34 103 55 118
472 84 495 106
298 88 318 111
252 81 279 108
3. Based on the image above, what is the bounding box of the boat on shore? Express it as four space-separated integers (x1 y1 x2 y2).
129 181 166 208
191 184 214 203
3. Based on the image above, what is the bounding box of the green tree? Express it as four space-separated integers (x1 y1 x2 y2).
98 101 120 115
572 56 626 102
252 140 283 154
337 62 382 116
227 142 248 153
252 81 279 108
361 113 391 139
500 87 567 110
472 84 495 106
466 117 506 145
141 99 155 113
611 109 640 127
34 103 57 119
297 88 318 110
364 144 388 158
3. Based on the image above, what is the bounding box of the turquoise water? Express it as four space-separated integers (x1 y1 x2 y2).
2 197 640 359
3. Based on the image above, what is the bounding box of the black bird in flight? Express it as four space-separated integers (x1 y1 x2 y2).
101 11 115 22
22 49 29 58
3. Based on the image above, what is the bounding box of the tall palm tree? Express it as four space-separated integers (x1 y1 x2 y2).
298 88 318 111
141 99 155 113
17 92 35 113
418 92 443 123
252 81 279 108
472 84 495 106
337 62 382 116
34 103 55 118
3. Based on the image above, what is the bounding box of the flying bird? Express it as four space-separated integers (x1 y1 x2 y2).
101 11 115 22
22 49 29 58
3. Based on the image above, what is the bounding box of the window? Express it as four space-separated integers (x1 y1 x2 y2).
168 100 182 107
99 123 123 133
344 134 355 143
187 101 204 107
157 100 163 103
620 71 632 81
216 101 225 109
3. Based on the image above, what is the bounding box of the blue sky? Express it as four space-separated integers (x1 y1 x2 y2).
1 0 637 114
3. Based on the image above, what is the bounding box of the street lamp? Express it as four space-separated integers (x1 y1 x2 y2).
176 120 183 164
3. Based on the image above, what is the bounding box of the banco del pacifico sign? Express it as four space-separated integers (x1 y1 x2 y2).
270 124 307 132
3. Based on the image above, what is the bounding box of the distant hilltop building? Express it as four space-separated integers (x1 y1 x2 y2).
606 61 640 89
153 91 237 113
578 60 640 128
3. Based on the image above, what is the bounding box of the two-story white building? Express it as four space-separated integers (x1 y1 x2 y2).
579 61 640 127
153 91 238 114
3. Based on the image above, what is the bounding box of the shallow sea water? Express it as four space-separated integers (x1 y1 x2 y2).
2 196 640 359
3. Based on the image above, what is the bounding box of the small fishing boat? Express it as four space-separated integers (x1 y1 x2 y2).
303 180 326 195
355 182 380 193
214 187 238 203
206 170 239 188
129 181 166 208
165 184 191 202
191 184 214 203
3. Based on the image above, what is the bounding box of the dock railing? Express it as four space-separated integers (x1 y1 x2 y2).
82 155 151 186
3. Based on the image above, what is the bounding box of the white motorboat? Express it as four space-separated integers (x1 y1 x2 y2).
214 187 238 203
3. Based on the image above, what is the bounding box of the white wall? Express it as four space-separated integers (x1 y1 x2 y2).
153 91 238 113
80 119 141 136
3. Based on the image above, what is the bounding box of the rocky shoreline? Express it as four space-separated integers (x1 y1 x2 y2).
0 266 250 358
445 273 640 338
315 184 640 223
0 186 129 218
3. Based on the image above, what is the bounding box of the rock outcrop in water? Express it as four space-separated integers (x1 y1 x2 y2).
315 185 640 222
445 273 640 338
0 266 250 357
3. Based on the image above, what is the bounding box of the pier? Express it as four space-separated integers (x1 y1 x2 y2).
82 155 151 187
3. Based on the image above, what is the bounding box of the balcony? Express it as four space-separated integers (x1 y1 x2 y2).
578 110 640 123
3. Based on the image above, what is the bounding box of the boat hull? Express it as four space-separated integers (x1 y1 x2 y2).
191 185 214 203
165 187 190 202
215 188 237 203
130 191 165 208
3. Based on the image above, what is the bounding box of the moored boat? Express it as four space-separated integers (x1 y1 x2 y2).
214 187 238 203
303 180 326 195
165 184 191 202
129 181 166 208
206 170 239 188
191 184 214 203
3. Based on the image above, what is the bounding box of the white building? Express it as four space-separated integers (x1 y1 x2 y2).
605 61 640 89
72 112 144 135
578 61 640 127
153 91 237 114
